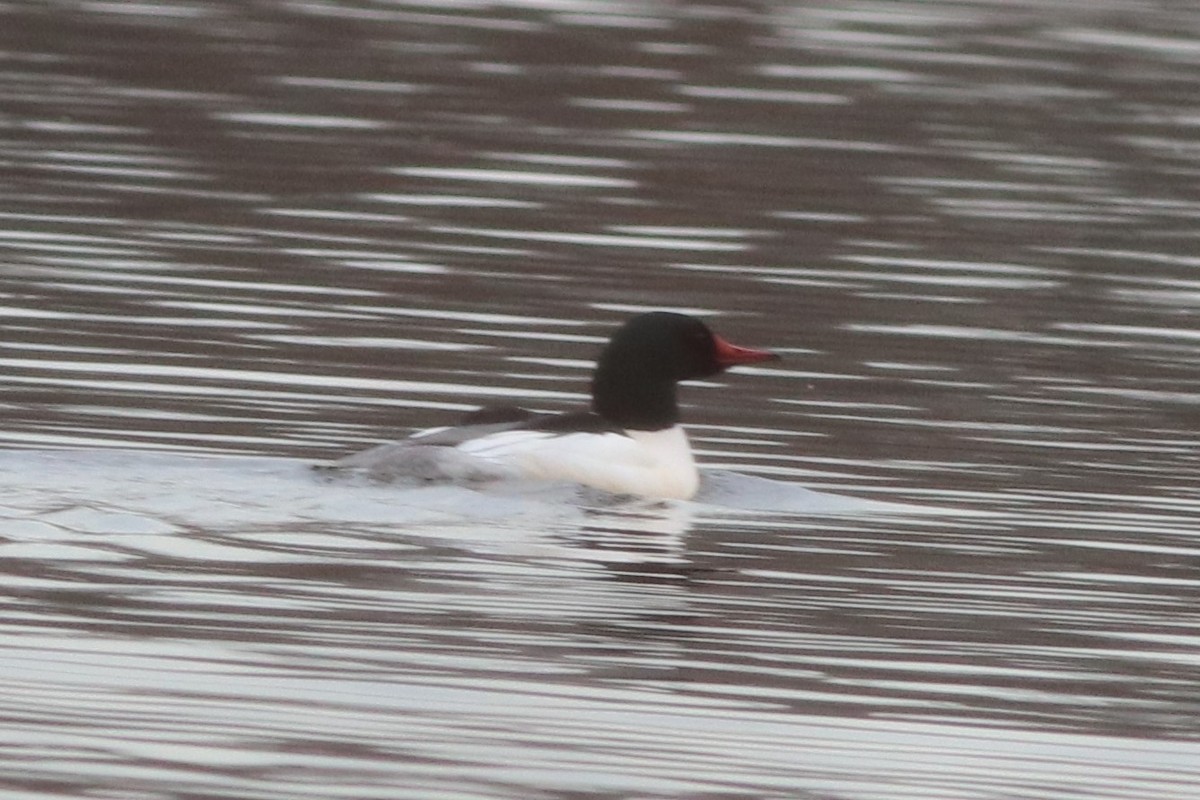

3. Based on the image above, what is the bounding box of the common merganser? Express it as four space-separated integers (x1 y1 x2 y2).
333 312 779 499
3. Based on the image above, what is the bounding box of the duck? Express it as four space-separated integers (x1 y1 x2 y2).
331 311 779 499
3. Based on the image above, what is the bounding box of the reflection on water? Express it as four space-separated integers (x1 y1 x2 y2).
3 1 1200 798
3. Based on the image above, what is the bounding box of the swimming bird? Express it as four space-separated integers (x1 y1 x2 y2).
333 311 779 499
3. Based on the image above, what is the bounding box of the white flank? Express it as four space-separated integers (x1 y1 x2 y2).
458 426 700 500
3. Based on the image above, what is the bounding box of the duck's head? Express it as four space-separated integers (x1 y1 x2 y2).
591 312 778 429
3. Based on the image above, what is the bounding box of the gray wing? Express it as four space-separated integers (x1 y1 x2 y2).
319 406 618 484
320 406 541 483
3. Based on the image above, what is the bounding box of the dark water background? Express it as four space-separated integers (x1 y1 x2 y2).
2 1 1199 798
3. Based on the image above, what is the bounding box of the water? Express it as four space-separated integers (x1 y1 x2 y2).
2 1 1200 797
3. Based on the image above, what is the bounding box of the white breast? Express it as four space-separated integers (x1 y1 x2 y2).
458 425 700 500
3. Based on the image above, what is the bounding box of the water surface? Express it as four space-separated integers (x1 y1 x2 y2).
2 1 1200 798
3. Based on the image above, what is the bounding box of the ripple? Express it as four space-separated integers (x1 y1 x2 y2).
215 112 387 130
393 167 636 188
626 129 900 151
